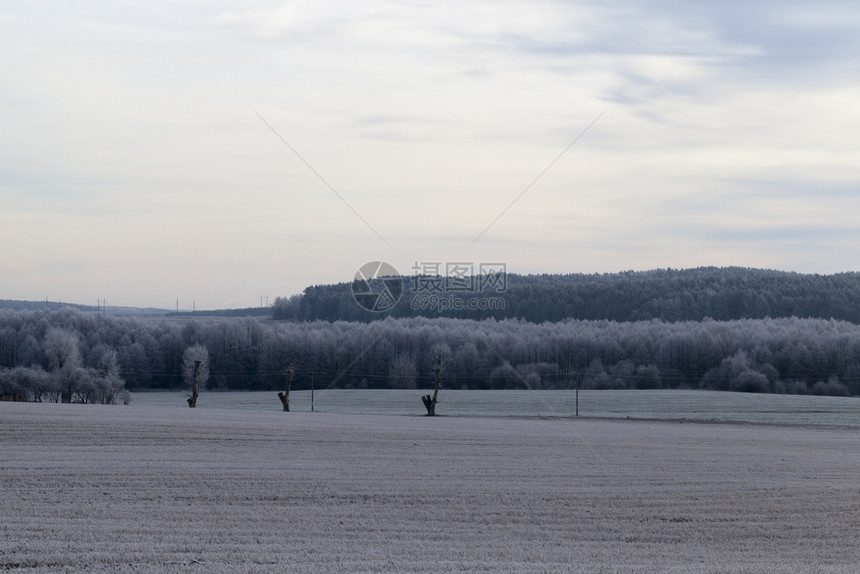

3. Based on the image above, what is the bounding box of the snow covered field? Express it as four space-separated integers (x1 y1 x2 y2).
130 389 860 426
2 402 859 573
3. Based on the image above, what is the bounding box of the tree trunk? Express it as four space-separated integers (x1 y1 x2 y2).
421 394 435 415
188 360 200 408
422 356 442 416
278 364 294 412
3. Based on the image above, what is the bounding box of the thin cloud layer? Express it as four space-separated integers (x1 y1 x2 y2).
1 0 858 308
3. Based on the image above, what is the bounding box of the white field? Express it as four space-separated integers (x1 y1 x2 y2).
131 389 860 426
2 403 859 573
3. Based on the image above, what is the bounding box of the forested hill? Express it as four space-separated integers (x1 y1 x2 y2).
272 267 860 323
0 299 168 317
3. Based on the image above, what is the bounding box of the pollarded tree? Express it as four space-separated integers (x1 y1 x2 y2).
422 354 443 416
277 363 295 412
182 344 209 407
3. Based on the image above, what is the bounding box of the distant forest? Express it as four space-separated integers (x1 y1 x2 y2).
2 308 859 398
272 267 860 323
0 299 168 317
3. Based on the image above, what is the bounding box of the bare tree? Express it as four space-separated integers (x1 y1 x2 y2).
182 344 209 408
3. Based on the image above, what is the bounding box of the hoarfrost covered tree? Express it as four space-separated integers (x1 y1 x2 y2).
634 364 662 389
0 365 55 402
389 354 418 389
700 350 771 393
488 361 518 389
72 368 97 404
45 328 82 403
91 349 129 404
7 305 860 396
182 344 209 407
29 366 56 402
811 376 849 396
0 367 27 401
582 358 612 390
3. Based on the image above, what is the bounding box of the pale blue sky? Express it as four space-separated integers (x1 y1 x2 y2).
2 1 859 309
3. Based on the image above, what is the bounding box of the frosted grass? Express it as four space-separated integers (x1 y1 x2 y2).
130 389 860 427
2 403 859 573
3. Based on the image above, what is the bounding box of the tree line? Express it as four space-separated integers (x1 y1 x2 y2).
0 325 129 404
272 267 860 323
2 308 860 398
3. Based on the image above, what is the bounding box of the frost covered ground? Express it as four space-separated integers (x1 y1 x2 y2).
132 389 860 426
2 403 859 573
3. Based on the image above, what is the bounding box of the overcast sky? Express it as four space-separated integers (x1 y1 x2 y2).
2 1 859 309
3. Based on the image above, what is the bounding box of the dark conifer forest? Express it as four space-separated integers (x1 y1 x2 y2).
273 267 860 323
3 268 860 399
